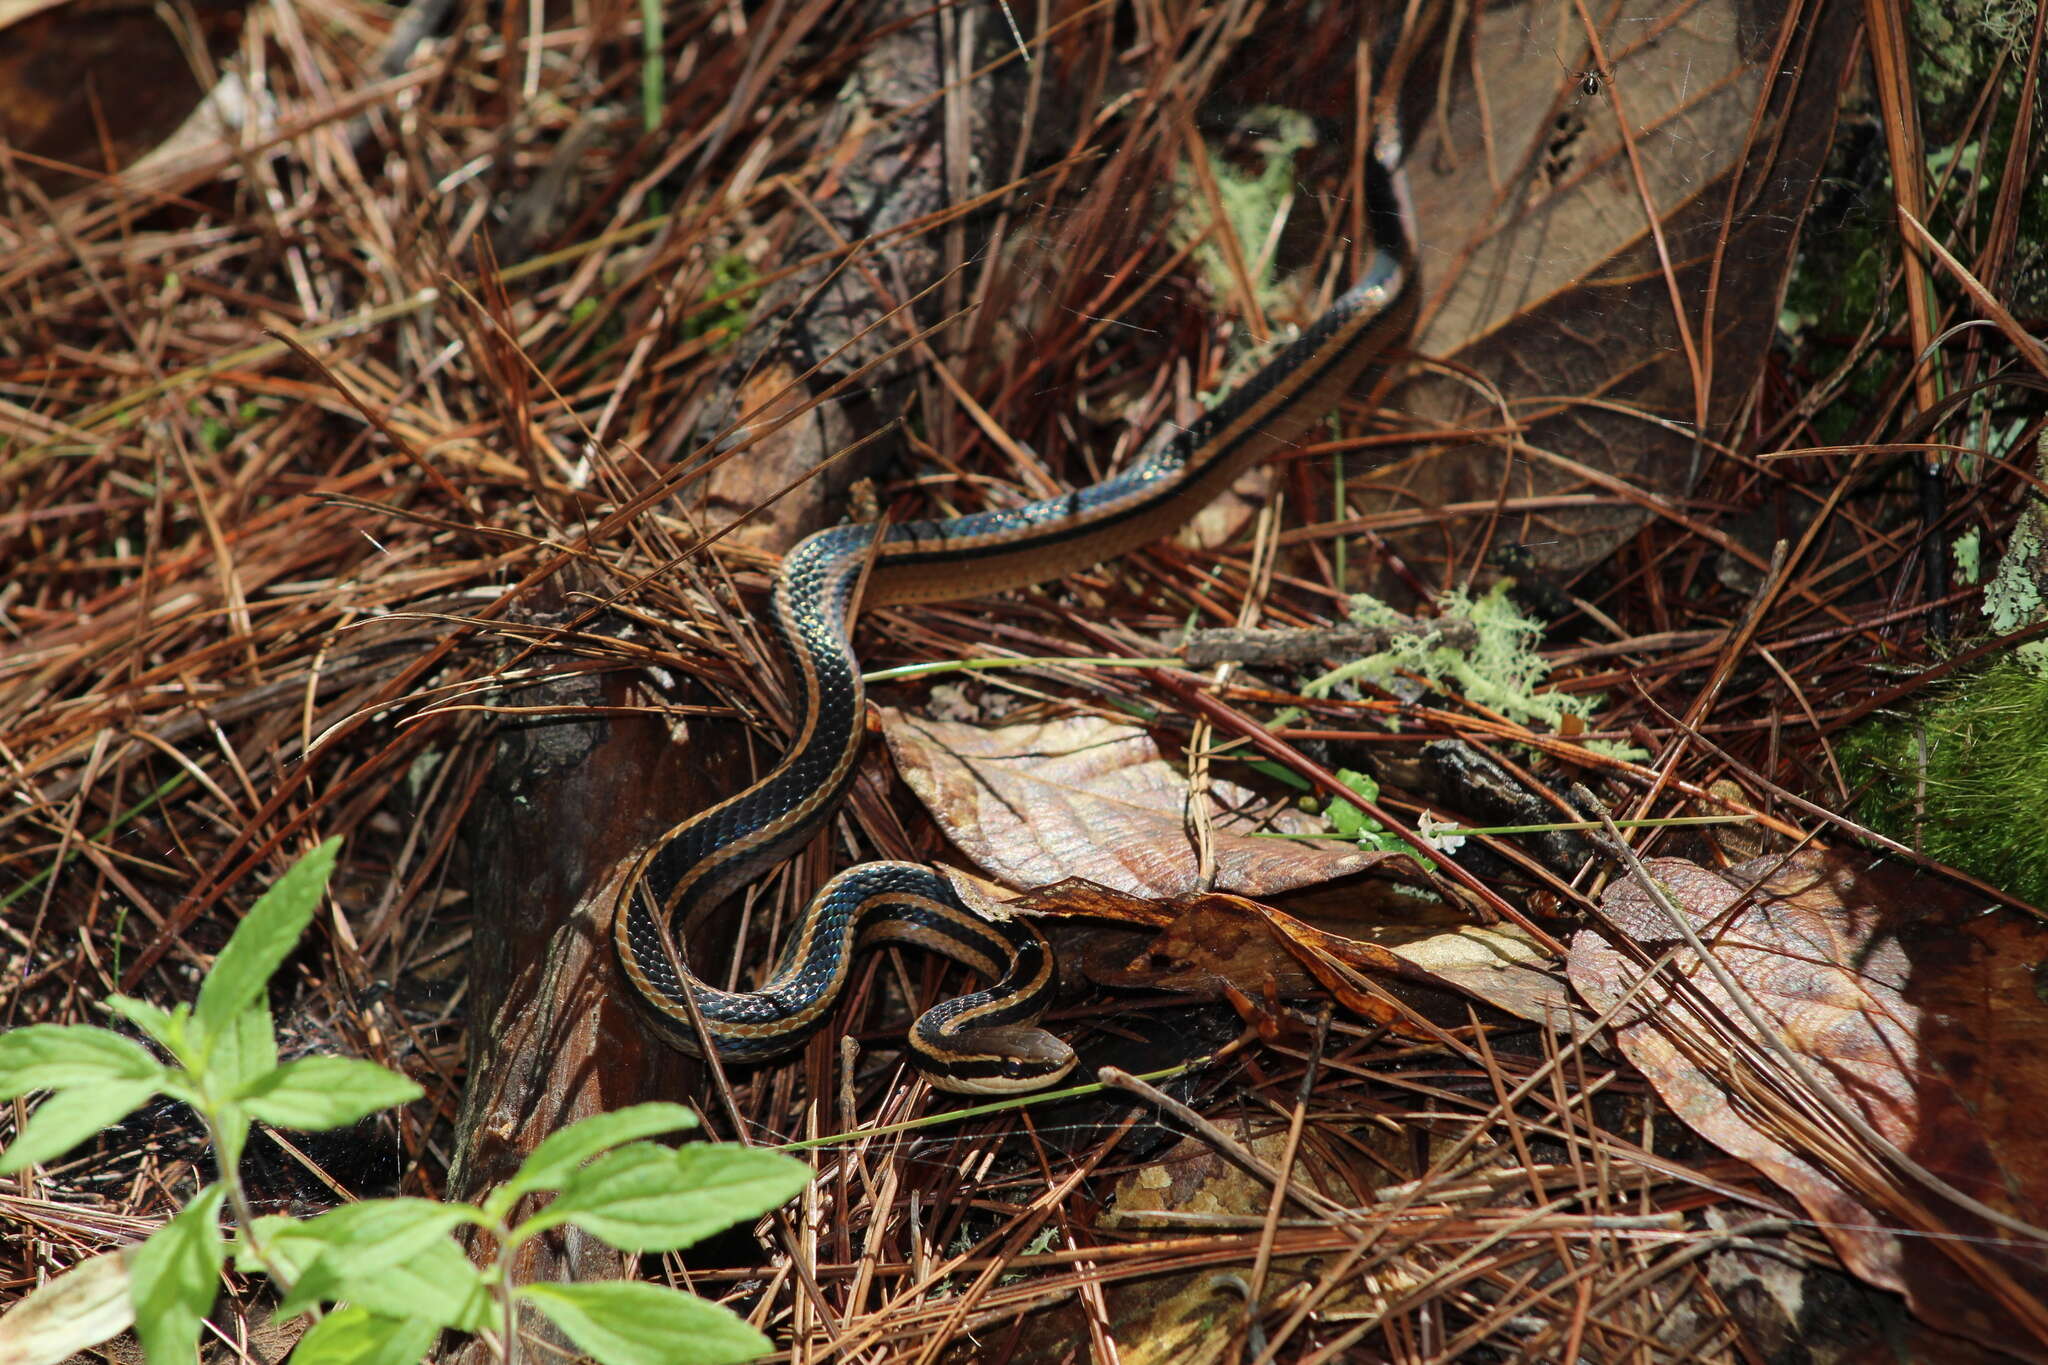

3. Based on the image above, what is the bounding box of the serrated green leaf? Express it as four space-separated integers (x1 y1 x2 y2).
0 1079 160 1174
240 1057 421 1130
129 1185 225 1365
520 1143 809 1252
259 1217 487 1333
234 1215 308 1279
291 1198 470 1261
287 1305 437 1365
349 1236 491 1333
0 1025 164 1098
517 1281 769 1365
192 839 339 1041
271 1200 472 1320
102 997 182 1056
0 1248 135 1365
493 1103 699 1210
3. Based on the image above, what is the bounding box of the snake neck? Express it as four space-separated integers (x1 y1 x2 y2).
633 524 874 935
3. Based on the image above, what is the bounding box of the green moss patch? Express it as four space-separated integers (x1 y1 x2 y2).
1842 657 2048 907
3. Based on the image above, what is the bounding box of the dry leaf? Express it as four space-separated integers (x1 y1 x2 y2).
1377 923 1581 1033
0 1250 134 1365
0 0 250 188
880 710 1374 897
1361 0 1855 577
1019 878 1578 1041
1569 849 2048 1358
1003 1134 1388 1365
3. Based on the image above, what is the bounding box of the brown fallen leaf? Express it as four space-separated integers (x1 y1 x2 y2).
0 0 250 189
880 710 1378 897
1001 1133 1398 1365
1355 0 1856 578
1015 879 1578 1042
1569 849 2048 1359
1377 922 1581 1034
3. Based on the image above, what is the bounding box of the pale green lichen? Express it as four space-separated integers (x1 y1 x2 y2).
1953 527 1984 585
1173 106 1317 312
1983 431 2048 677
1912 0 2038 104
1303 584 1641 759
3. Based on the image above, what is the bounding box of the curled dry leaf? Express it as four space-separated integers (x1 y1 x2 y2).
0 1249 134 1365
879 710 1378 897
1383 922 1582 1035
888 709 1583 1035
1569 849 2048 1359
1017 880 1576 1041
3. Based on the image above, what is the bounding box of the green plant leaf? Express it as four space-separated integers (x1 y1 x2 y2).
1324 768 1386 842
129 1184 225 1365
346 1236 492 1333
271 1200 473 1320
204 999 278 1093
192 838 340 1043
261 1220 489 1333
0 1025 165 1098
234 1215 306 1278
102 997 183 1056
288 1305 438 1365
519 1143 809 1252
517 1281 770 1365
490 1103 698 1213
213 1101 251 1174
0 1248 136 1365
0 1078 160 1174
240 1057 422 1130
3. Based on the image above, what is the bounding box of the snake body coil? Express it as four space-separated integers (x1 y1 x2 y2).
616 150 1417 1094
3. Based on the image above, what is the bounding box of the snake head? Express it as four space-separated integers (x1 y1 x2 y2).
924 1026 1078 1096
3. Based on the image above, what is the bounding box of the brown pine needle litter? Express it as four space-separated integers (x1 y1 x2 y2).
4 1 2046 1362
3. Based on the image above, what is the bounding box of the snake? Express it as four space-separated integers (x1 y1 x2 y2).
614 146 1418 1094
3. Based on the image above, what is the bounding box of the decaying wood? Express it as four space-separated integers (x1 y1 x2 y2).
446 572 737 1354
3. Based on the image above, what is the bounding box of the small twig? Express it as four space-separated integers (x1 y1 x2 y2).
1178 616 1476 668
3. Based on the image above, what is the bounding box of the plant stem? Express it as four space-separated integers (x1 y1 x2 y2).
204 1112 295 1295
488 1221 520 1365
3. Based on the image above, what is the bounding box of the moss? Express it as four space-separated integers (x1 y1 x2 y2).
682 251 760 350
1841 657 2048 906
